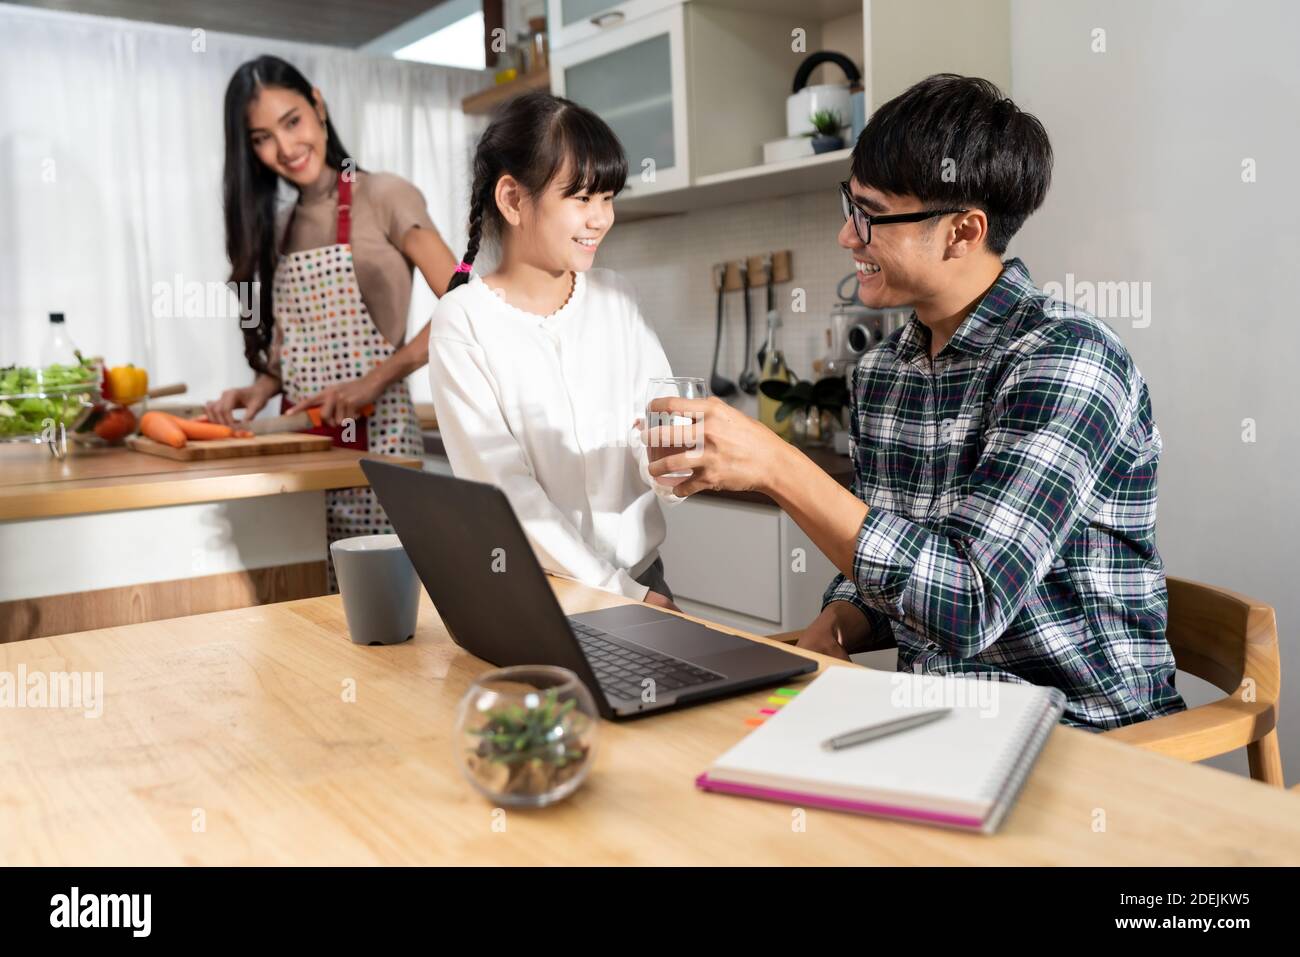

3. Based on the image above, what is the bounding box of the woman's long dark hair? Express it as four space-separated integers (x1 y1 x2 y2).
223 55 352 374
446 91 628 293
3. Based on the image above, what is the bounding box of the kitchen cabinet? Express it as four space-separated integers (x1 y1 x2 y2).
549 0 1011 217
551 5 690 193
552 1 845 198
659 494 842 635
546 0 683 50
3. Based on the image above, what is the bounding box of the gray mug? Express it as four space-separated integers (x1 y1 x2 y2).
330 534 421 645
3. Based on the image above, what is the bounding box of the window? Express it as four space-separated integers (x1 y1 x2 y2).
393 8 486 70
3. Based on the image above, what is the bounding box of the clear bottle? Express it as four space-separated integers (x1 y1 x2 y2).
39 313 80 371
757 308 794 439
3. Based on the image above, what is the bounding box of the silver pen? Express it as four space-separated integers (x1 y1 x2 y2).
821 708 952 751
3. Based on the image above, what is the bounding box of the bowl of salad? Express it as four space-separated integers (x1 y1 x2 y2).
0 357 101 455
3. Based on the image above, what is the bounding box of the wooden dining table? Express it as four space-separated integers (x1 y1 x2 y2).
1 576 1296 865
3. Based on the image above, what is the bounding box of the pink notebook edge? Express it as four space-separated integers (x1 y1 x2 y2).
694 772 986 831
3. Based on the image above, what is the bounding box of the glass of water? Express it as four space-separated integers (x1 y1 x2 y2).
645 376 707 487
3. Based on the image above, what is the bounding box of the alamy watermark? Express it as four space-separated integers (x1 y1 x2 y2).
891 670 1001 718
0 665 103 718
1042 273 1152 328
151 274 261 327
50 887 150 937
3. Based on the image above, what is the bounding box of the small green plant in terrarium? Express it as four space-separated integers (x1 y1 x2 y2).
466 686 592 800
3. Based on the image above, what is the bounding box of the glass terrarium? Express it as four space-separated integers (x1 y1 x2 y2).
456 665 599 808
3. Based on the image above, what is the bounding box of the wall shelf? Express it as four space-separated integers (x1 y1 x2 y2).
616 147 851 222
461 69 549 116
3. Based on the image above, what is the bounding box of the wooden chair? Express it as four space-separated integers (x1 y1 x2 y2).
1105 576 1284 786
775 576 1285 786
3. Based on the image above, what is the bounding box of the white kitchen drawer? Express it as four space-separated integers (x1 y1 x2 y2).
659 495 782 622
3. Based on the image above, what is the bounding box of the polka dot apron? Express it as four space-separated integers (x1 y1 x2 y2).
273 173 424 592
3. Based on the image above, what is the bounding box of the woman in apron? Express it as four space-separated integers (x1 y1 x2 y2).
208 55 456 589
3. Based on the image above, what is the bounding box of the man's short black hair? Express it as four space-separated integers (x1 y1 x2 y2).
851 74 1053 255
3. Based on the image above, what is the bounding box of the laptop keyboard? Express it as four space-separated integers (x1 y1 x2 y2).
569 620 723 700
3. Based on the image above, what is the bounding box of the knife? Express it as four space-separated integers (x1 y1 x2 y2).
245 403 375 435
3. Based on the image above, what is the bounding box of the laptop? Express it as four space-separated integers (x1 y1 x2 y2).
362 460 816 720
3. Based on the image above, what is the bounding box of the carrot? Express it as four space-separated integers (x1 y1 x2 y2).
169 415 234 440
139 411 187 448
233 429 254 438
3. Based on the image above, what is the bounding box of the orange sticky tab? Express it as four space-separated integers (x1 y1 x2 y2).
745 717 766 727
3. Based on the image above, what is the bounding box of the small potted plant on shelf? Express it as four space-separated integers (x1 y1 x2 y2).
807 108 845 154
759 375 850 447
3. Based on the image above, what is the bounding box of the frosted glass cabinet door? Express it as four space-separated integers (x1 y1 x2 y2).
547 0 683 51
551 7 690 193
558 0 623 26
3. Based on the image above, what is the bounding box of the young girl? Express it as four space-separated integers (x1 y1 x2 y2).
427 92 681 608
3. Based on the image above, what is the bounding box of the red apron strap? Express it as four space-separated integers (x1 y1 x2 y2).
336 173 352 246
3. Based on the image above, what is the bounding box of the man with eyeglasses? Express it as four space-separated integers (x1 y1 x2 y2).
643 74 1184 731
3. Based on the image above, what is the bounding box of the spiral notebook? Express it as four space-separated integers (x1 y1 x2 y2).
696 666 1065 833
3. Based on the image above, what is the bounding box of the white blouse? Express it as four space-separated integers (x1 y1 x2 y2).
427 268 682 601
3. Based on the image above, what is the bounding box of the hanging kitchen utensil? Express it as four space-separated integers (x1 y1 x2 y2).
758 260 777 371
738 265 758 395
709 265 736 398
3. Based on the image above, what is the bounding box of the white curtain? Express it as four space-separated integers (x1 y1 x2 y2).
0 4 488 404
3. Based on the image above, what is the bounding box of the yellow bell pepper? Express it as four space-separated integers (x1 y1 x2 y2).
107 364 148 404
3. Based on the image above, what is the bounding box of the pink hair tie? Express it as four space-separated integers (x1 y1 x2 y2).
454 261 472 274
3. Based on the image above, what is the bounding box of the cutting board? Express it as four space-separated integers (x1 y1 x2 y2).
126 432 334 461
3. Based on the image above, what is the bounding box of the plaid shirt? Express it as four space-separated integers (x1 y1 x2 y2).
823 259 1185 731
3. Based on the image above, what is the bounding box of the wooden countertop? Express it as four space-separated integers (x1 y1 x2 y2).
0 443 422 521
699 445 854 507
1 577 1296 866
419 429 854 509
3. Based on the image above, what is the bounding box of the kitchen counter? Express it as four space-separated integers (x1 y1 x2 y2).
700 445 854 507
0 442 421 521
420 429 855 508
0 442 422 642
1 576 1296 865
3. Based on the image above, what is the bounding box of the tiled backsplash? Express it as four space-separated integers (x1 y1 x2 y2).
598 188 860 415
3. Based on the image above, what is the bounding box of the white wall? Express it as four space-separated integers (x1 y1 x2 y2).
1009 0 1300 782
599 188 861 421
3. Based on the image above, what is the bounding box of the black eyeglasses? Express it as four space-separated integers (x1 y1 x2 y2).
838 182 968 245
